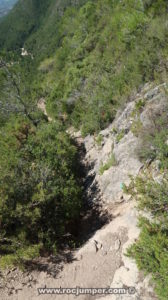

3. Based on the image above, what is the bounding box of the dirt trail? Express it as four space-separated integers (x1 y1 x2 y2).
2 83 167 300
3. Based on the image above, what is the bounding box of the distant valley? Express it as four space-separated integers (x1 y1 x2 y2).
0 0 17 17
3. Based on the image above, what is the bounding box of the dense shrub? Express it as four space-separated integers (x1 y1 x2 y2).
0 118 82 266
136 108 168 166
127 217 168 300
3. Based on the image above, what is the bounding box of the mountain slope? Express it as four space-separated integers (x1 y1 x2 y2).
0 1 168 300
0 0 52 49
2 82 166 300
0 0 87 57
0 0 17 18
41 0 168 135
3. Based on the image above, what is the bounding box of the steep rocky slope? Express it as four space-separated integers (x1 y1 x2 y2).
1 82 167 300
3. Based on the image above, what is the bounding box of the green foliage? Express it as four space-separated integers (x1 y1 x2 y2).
41 0 168 135
131 99 145 118
0 54 44 127
135 99 145 111
0 0 88 59
131 118 143 137
127 194 168 300
127 217 168 300
0 244 41 269
116 129 125 143
99 152 118 175
111 127 118 135
95 134 103 147
128 174 168 216
0 0 17 18
0 0 52 50
0 117 82 265
136 110 168 165
1 0 168 135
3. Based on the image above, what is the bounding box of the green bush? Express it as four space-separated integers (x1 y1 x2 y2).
99 152 118 175
116 130 125 143
95 134 103 147
135 111 168 165
0 117 82 266
127 217 168 300
131 118 143 137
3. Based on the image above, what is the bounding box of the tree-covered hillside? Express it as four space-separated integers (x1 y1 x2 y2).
0 0 52 49
2 0 167 135
6 0 166 136
0 0 87 55
42 0 168 135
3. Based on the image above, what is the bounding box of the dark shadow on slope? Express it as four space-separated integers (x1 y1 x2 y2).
69 138 112 244
24 251 76 278
23 138 111 276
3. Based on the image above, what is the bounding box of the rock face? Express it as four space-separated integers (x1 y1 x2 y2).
2 82 167 300
83 82 167 206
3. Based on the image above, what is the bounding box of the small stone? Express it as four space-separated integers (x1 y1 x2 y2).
102 250 107 256
94 240 102 252
12 267 17 272
116 194 124 204
114 239 121 251
8 290 13 296
123 194 131 202
29 275 33 281
22 277 29 285
15 283 22 291
6 284 14 290
144 87 159 100
6 270 11 276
